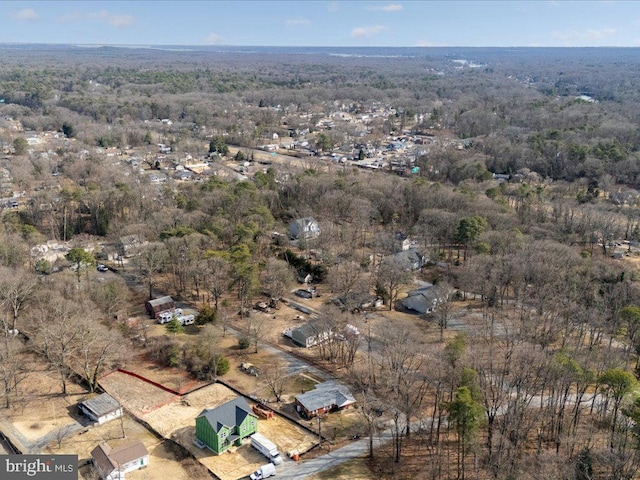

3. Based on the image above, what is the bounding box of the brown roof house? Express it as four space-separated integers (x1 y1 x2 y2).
145 296 175 319
91 441 149 480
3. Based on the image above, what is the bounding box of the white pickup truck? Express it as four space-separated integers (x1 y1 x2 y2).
249 463 276 480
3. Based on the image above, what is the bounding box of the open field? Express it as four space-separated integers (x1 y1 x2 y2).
3 359 88 450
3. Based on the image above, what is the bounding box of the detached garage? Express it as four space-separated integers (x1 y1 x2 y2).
79 393 123 425
145 296 175 319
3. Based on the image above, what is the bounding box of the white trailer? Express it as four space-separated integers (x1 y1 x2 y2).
157 308 183 324
250 433 283 465
177 314 195 326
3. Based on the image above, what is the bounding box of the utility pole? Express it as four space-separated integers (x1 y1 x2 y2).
317 415 322 448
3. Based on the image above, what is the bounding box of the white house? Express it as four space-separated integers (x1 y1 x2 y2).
288 217 320 240
78 393 123 425
91 441 149 480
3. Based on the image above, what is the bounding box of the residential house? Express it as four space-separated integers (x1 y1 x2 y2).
295 381 356 419
117 235 146 259
402 283 449 314
91 441 149 480
392 233 412 253
145 296 175 319
333 292 383 312
288 217 320 240
195 397 258 455
147 172 167 184
290 321 331 348
78 393 123 425
382 248 425 271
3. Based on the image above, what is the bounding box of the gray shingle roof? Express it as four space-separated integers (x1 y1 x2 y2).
296 381 356 412
402 283 445 314
80 393 121 418
196 397 256 433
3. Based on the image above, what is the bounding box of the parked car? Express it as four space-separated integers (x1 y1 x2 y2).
97 264 108 272
294 289 313 299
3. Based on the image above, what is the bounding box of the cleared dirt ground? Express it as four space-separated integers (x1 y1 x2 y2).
99 370 179 417
0 356 198 480
144 383 317 480
119 352 208 394
5 361 88 448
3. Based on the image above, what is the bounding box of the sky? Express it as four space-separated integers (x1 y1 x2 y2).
2 1 640 47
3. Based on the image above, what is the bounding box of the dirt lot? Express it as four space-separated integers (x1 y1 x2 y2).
143 383 237 437
75 436 196 480
99 370 179 417
119 352 208 394
0 355 197 480
179 411 317 480
47 414 152 459
4 360 88 447
139 382 316 480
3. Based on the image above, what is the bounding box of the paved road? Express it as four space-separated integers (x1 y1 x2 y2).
276 430 392 480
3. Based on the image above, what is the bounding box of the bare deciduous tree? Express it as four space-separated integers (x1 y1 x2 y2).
261 359 290 402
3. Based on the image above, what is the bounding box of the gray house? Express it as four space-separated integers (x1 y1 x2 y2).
295 381 356 418
402 283 448 314
383 248 425 271
289 217 320 240
291 322 331 348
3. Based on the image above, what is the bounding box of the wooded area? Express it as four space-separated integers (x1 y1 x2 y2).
2 45 640 479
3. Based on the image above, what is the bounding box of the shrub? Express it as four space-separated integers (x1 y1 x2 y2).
196 305 216 325
166 318 185 334
238 337 251 349
216 356 230 376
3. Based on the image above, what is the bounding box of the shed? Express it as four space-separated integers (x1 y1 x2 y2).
91 441 149 480
295 381 356 418
145 296 175 318
79 393 123 425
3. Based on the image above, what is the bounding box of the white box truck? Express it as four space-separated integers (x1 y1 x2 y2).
249 463 276 480
251 433 283 465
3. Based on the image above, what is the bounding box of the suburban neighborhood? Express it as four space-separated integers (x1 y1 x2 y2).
3 27 640 480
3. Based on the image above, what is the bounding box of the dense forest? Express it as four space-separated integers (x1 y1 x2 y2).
2 45 640 479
